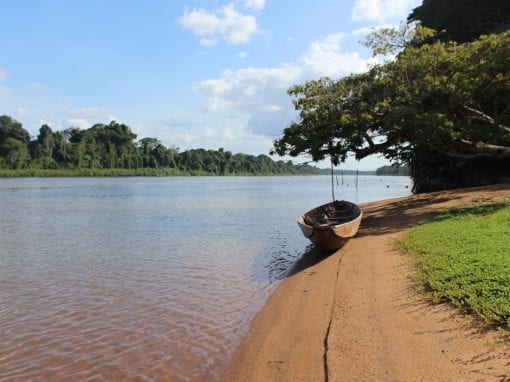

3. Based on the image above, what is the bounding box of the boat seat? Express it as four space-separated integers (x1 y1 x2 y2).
316 217 354 225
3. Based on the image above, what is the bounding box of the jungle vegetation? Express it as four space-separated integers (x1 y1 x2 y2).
272 2 510 193
408 0 510 43
375 164 409 176
0 116 324 176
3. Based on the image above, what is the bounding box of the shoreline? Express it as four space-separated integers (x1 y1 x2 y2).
223 184 510 381
0 169 383 178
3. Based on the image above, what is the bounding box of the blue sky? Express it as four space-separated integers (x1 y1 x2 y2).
0 0 421 170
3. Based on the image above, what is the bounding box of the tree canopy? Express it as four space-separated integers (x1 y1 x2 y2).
273 28 510 192
408 0 510 43
0 117 324 176
0 115 31 169
375 164 409 176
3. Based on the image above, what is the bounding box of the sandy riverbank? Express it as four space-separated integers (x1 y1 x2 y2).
223 184 510 381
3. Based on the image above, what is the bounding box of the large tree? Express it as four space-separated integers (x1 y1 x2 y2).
0 115 31 169
273 30 510 192
408 0 510 43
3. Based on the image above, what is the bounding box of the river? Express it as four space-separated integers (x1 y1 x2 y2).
0 175 411 381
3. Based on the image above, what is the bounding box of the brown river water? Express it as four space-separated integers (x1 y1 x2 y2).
0 176 411 381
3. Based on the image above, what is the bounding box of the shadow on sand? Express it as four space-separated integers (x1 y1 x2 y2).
253 244 338 282
285 246 338 277
357 185 510 238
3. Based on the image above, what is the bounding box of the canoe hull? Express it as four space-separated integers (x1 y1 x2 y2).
297 200 362 250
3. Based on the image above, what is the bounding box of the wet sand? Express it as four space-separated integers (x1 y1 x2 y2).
224 184 510 381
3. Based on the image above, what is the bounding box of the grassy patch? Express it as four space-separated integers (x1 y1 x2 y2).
399 201 510 327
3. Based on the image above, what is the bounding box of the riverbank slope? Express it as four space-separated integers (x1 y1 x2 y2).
224 184 510 381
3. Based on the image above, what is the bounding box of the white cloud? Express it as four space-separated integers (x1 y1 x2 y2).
352 0 419 22
37 117 52 128
302 33 373 77
179 8 220 36
0 85 10 97
196 125 273 153
351 26 378 36
221 5 259 44
64 107 118 129
0 68 9 97
199 37 219 47
66 118 91 130
244 0 266 11
204 126 239 142
16 107 27 118
162 129 197 145
237 51 248 59
193 65 301 114
179 4 258 46
263 105 282 112
154 117 273 154
193 33 375 136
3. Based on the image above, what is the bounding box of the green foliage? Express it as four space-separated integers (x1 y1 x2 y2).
1 137 30 169
362 24 435 57
399 201 510 327
408 0 510 43
0 115 324 177
375 164 409 176
0 115 30 144
0 115 31 169
273 30 510 192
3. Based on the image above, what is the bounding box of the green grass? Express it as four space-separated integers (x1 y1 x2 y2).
399 201 510 327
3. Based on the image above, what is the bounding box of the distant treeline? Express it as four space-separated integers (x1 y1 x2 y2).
0 115 324 176
333 169 375 176
375 164 410 176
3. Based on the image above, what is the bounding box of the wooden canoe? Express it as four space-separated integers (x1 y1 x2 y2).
297 200 362 250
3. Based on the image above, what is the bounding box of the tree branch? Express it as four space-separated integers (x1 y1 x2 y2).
354 140 393 159
363 132 376 147
474 143 510 158
461 105 510 133
434 140 510 160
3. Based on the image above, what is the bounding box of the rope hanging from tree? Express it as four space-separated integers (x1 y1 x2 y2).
331 158 335 202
